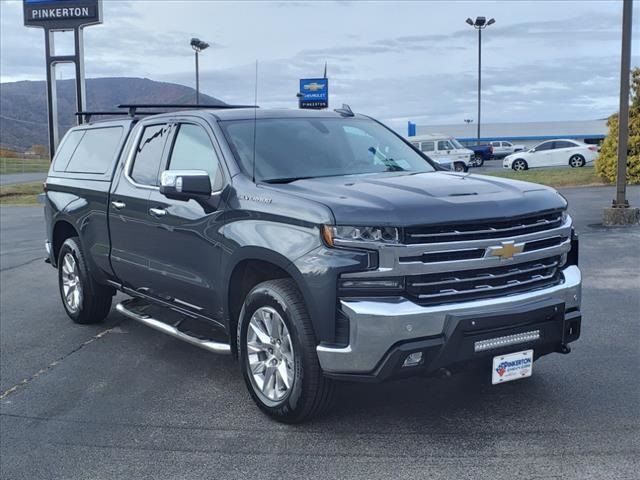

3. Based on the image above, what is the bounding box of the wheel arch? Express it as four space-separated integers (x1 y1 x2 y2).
52 219 80 267
224 247 316 356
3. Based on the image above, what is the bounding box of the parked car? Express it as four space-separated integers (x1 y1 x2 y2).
43 106 581 423
489 140 526 159
466 143 494 167
409 134 473 171
504 139 599 171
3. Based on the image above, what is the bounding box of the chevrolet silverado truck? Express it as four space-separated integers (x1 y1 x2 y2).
43 106 582 423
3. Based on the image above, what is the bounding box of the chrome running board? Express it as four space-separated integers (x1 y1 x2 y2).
116 301 231 355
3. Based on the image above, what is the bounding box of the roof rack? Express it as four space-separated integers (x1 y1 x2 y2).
117 103 258 116
75 111 161 122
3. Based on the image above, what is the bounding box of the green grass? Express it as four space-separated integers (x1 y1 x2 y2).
483 166 609 188
0 182 43 205
0 157 50 175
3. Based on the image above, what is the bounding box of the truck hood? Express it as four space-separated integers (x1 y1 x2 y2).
262 171 566 226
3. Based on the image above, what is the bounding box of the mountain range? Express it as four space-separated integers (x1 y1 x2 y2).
0 77 226 152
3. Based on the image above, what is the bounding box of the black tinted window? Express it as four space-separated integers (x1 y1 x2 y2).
131 124 169 186
65 127 124 174
52 130 84 171
553 141 575 149
535 142 554 151
168 124 223 190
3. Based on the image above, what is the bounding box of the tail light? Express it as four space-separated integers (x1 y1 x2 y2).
489 145 493 153
588 146 598 152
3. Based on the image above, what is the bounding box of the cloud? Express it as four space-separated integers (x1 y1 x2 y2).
0 0 635 129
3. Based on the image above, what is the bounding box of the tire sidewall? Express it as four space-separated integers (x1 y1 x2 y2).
58 238 87 321
237 285 306 417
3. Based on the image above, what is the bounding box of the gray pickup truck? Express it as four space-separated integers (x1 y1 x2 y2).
43 106 582 423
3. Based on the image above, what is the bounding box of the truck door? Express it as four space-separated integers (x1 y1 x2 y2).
109 121 172 290
145 119 228 319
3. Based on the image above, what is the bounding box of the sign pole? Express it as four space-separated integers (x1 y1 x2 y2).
23 0 103 157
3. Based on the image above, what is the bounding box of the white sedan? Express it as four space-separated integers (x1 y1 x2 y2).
503 139 599 171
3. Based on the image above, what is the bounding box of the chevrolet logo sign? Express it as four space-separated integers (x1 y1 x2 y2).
486 241 525 260
303 82 325 92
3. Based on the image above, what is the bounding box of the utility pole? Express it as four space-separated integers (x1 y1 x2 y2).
614 0 632 208
604 0 638 225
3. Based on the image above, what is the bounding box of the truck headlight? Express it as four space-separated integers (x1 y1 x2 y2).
322 225 399 247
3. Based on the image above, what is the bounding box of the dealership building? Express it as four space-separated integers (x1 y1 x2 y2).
410 119 607 148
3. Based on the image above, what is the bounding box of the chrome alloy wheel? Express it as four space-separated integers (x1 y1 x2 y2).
61 253 82 313
246 306 295 402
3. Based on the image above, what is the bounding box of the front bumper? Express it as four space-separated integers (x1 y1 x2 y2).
317 265 581 379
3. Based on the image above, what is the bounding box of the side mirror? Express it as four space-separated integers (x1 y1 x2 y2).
160 170 211 200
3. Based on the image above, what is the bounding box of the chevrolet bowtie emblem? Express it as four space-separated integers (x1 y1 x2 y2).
488 241 525 260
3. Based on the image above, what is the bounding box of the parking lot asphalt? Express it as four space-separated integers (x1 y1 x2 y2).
0 172 47 186
1 186 639 480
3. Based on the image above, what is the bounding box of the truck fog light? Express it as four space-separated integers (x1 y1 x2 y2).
402 352 423 367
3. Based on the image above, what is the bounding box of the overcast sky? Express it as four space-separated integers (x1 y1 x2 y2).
1 0 638 129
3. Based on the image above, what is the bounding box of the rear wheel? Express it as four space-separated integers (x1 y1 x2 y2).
473 155 484 167
569 154 585 168
237 279 334 423
512 159 528 171
58 237 113 324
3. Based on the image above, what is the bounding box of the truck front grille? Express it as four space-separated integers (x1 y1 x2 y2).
405 256 563 306
404 210 564 244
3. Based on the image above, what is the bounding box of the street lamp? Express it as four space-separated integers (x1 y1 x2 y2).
190 37 210 105
466 16 495 145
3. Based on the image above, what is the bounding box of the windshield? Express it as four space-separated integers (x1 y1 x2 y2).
451 138 465 149
220 117 435 183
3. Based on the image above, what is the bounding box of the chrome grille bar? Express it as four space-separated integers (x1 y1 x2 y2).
413 271 559 301
408 259 559 288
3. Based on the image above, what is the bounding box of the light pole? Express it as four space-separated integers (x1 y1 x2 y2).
190 37 210 105
466 16 495 145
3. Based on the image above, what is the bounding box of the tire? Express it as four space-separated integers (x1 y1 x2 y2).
473 155 484 168
454 162 468 172
237 278 334 423
58 237 113 324
512 159 528 171
569 154 585 168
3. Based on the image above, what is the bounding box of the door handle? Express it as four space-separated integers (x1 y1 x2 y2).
111 201 126 210
149 207 167 217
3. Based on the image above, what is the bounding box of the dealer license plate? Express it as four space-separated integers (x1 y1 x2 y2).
492 349 533 385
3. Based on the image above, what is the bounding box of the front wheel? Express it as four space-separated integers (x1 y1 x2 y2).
512 159 528 171
454 162 468 172
58 237 114 324
237 279 334 423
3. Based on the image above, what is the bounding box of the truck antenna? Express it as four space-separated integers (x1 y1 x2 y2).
252 60 258 184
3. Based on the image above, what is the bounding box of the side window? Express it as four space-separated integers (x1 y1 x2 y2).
65 127 124 174
437 140 451 151
490 141 499 147
168 123 223 190
535 142 553 152
502 142 511 147
553 141 574 149
130 124 169 186
421 141 435 152
52 130 84 171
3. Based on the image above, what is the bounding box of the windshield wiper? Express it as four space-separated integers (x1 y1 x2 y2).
261 176 315 184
